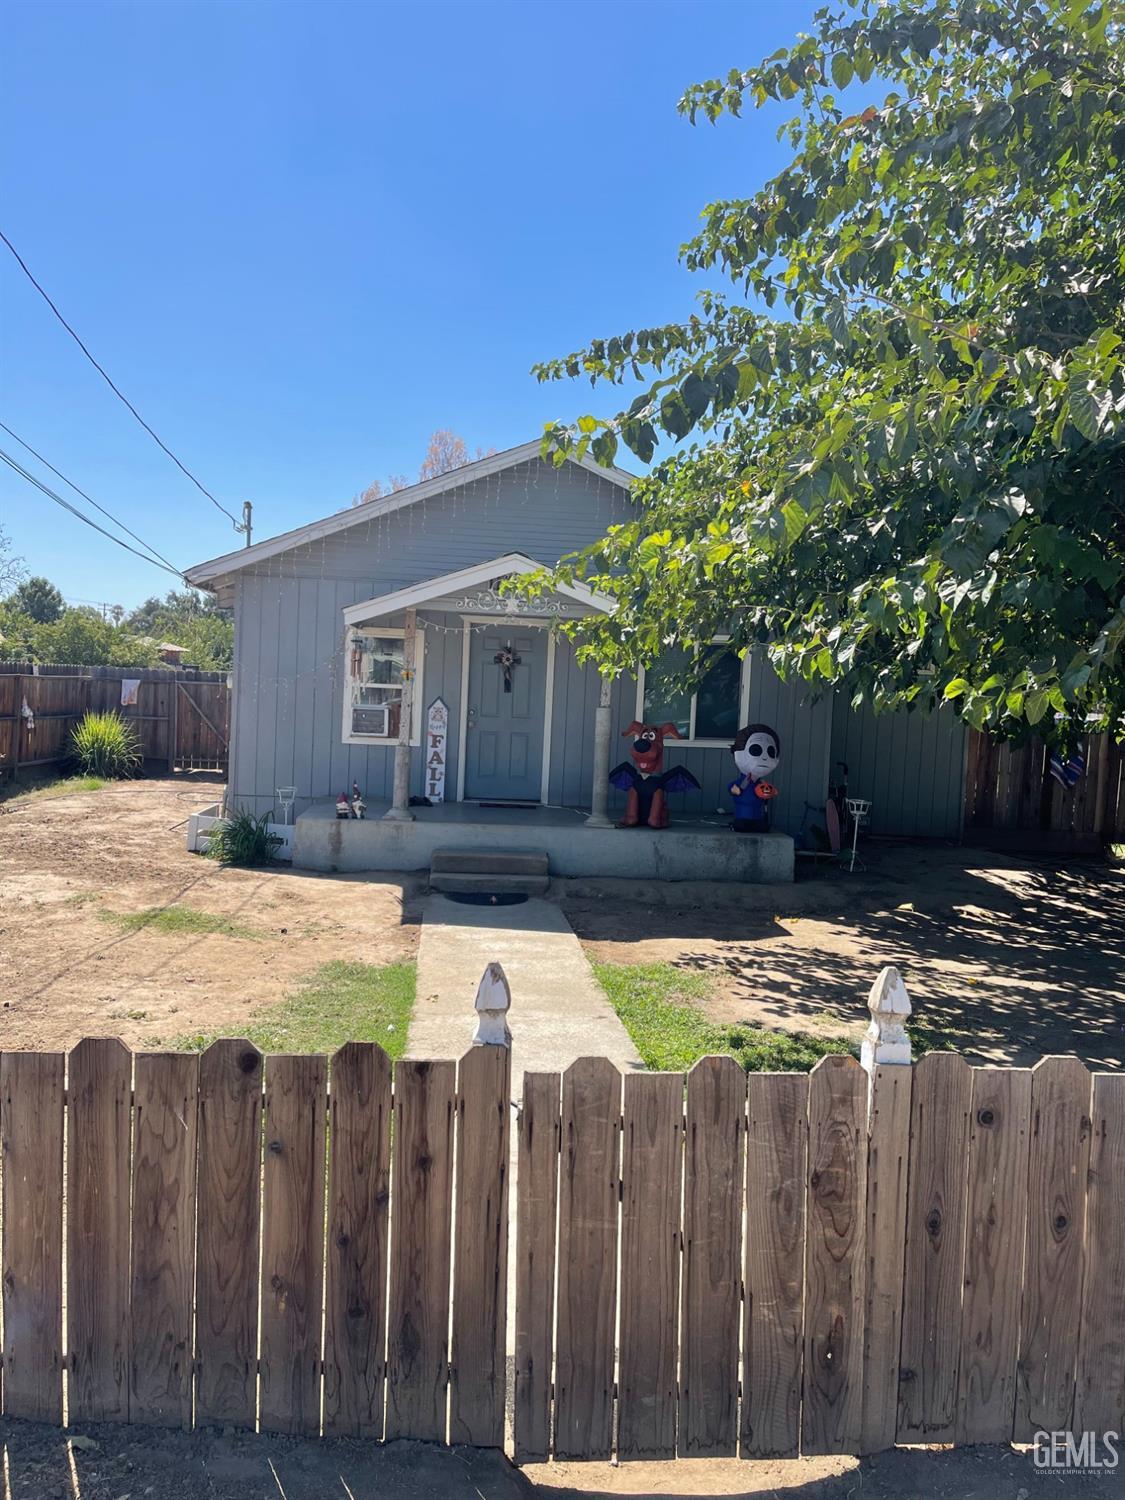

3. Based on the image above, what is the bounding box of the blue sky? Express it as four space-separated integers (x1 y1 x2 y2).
1 0 821 609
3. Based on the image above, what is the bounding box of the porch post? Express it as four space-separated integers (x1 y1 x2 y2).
585 673 614 827
384 607 417 822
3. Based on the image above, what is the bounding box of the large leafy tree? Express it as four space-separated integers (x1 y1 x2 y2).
9 575 64 624
124 588 228 635
125 588 233 670
533 0 1124 742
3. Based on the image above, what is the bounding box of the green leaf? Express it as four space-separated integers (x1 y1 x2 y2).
1025 689 1050 725
830 52 853 89
823 299 849 347
659 391 694 441
780 499 808 544
943 677 969 699
591 430 619 469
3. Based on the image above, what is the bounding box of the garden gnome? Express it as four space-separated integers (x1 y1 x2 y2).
610 721 701 829
728 723 780 831
335 791 350 819
351 780 366 819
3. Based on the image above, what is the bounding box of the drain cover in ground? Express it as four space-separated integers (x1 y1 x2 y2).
441 891 529 906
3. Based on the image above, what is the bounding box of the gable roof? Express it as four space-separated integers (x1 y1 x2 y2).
342 553 614 623
184 440 635 587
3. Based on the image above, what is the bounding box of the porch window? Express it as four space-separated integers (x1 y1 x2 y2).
342 626 424 745
638 640 747 745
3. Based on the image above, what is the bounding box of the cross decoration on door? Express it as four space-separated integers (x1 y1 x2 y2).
493 642 521 692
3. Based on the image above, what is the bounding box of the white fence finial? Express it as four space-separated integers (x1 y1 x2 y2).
472 961 512 1048
861 965 913 1072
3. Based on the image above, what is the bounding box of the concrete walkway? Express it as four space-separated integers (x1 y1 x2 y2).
408 894 642 1080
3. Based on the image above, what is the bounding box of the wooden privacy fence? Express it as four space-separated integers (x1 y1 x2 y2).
0 967 1121 1463
964 728 1125 847
0 663 230 775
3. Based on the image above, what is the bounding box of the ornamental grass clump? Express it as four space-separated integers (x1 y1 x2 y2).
70 710 141 779
205 807 283 866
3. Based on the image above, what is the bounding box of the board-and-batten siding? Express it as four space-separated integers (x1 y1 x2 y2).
224 455 967 838
225 460 634 815
542 636 832 834
830 696 967 839
611 655 832 837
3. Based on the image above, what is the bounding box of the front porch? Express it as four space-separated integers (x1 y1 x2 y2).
292 800 795 882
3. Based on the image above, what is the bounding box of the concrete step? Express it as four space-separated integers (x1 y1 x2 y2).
430 847 549 877
430 871 551 897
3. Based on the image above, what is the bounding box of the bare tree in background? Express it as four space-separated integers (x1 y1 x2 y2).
351 473 411 508
350 429 494 508
0 524 25 595
419 428 494 481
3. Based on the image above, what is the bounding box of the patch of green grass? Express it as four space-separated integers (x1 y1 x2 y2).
591 960 858 1073
1 773 107 806
100 903 262 939
163 960 416 1057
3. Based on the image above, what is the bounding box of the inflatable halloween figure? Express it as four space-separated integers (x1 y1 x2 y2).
728 723 781 831
610 721 701 829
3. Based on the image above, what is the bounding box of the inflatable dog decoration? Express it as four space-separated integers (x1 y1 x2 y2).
610 721 701 829
728 722 780 830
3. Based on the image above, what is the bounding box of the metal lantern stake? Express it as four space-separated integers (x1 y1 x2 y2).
846 797 871 872
276 786 297 825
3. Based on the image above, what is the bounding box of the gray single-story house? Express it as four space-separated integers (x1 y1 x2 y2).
186 441 967 882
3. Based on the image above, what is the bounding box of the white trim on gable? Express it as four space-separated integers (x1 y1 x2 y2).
341 554 614 625
184 441 635 587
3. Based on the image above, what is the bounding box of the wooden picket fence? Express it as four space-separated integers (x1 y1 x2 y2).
516 1051 1124 1461
0 1032 1121 1459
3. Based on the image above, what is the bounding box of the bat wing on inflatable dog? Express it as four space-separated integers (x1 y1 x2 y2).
659 764 701 793
606 763 701 792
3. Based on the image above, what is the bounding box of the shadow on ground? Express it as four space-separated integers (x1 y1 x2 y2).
563 843 1125 1068
2 1421 1118 1499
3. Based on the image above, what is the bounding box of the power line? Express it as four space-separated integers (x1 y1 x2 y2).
0 420 184 577
0 447 185 580
0 228 244 532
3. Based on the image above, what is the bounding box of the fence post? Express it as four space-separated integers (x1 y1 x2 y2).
472 961 512 1047
859 966 913 1455
12 673 22 776
450 965 512 1447
167 678 178 774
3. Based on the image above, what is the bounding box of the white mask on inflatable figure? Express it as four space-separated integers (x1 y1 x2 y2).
732 724 780 782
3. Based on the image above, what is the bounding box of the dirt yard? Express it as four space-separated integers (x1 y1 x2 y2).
0 776 422 1051
566 843 1125 1068
0 1419 1116 1499
1 775 1121 1067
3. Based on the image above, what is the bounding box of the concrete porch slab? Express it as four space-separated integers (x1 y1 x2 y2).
293 800 794 882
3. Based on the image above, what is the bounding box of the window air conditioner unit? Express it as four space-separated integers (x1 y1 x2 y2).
352 704 391 737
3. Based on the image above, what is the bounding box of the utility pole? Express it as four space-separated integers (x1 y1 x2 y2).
241 500 253 548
